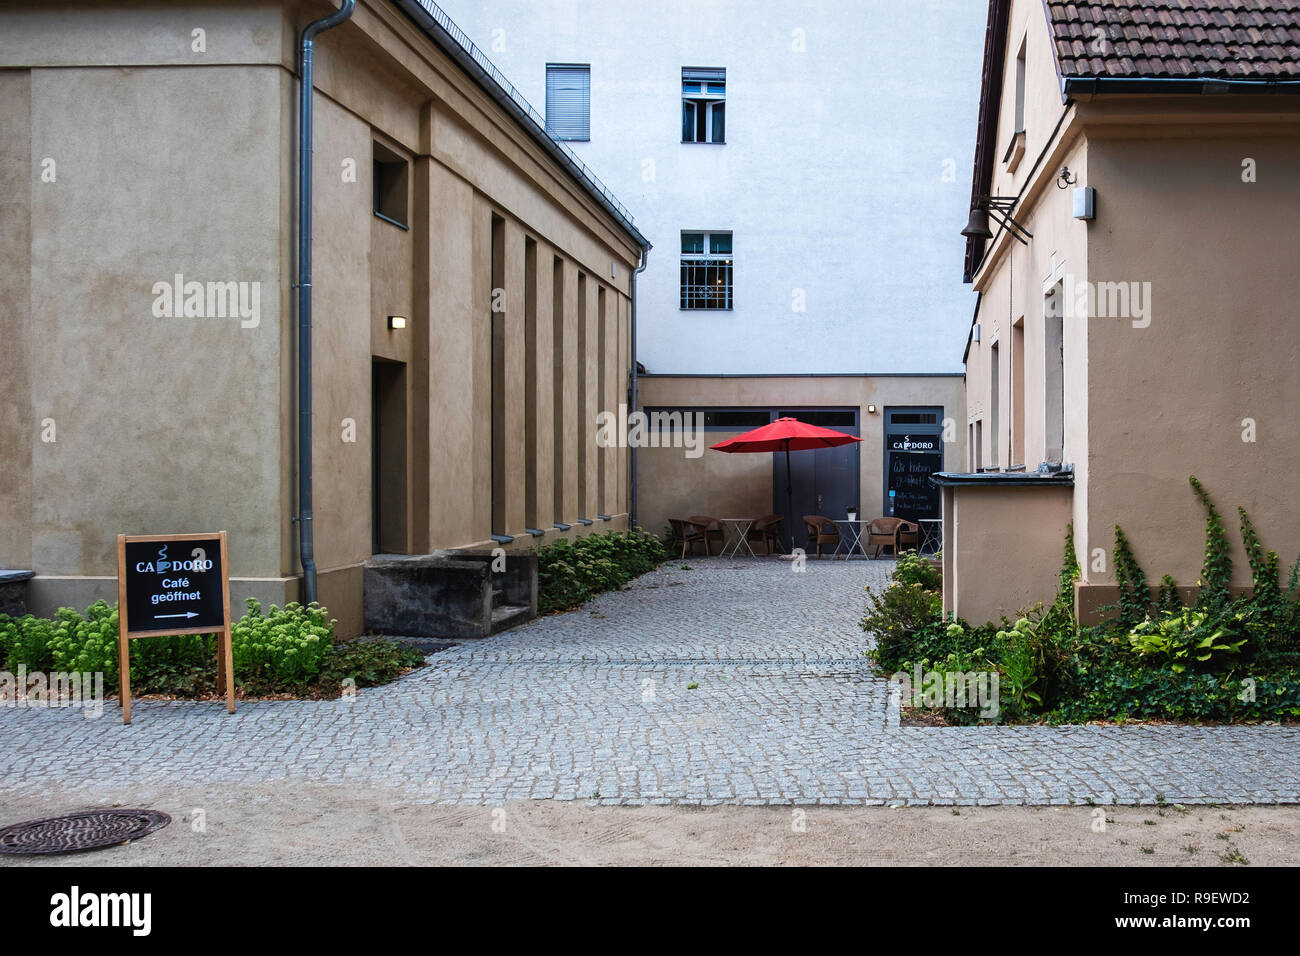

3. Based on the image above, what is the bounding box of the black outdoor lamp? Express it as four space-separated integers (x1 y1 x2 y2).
961 195 1032 244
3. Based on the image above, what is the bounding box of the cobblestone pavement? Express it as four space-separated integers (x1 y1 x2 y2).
2 559 1298 807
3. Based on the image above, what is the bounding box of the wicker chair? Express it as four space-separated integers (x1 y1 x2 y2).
865 516 920 559
668 518 709 558
746 514 785 555
803 514 840 558
687 515 724 556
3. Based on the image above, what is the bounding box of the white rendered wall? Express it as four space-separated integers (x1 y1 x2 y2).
435 0 986 375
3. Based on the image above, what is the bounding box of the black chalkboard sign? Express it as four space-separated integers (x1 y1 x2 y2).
122 537 226 633
887 448 942 520
115 532 234 723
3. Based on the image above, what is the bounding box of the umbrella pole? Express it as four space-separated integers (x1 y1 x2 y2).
785 441 794 552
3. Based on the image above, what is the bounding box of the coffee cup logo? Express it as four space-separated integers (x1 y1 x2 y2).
155 546 170 573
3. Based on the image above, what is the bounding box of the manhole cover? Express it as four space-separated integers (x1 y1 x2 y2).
0 809 171 856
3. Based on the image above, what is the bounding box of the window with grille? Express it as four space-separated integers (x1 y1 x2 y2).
546 63 590 141
680 231 733 310
682 67 725 144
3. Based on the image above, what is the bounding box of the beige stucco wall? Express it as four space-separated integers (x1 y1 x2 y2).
1 0 643 635
636 375 966 541
1082 124 1300 591
943 483 1073 625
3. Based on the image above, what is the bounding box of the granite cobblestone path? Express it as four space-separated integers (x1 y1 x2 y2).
2 559 1297 806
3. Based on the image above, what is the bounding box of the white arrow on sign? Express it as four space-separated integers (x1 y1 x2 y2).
155 612 199 620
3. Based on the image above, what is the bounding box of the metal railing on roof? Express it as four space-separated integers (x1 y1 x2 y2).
408 0 637 228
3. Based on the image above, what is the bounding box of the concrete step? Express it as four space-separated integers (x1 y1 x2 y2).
490 603 531 633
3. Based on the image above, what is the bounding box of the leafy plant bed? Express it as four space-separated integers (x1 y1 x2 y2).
536 529 669 614
864 478 1300 726
0 599 426 700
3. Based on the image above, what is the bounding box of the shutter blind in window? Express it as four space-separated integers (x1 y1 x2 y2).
546 64 590 140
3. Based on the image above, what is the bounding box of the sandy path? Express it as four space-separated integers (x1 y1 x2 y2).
1 785 1292 866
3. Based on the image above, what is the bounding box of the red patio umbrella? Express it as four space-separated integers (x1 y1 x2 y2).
710 417 863 550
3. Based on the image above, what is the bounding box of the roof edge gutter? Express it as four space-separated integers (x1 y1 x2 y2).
1063 76 1300 95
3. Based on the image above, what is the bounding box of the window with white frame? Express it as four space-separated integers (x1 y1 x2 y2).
680 231 733 310
546 63 590 141
682 67 725 143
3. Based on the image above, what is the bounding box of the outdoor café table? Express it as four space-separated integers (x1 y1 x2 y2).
831 518 869 560
718 517 758 558
917 518 942 554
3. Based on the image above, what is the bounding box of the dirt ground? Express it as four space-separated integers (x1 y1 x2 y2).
1 786 1294 866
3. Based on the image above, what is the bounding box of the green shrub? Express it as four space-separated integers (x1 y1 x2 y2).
47 601 121 683
536 529 668 614
861 580 943 673
230 599 334 683
0 612 57 671
0 599 426 698
1050 664 1300 723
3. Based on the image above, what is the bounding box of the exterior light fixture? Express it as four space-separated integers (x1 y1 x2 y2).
1073 186 1097 221
961 195 1033 245
387 315 407 330
1057 166 1077 189
867 404 878 414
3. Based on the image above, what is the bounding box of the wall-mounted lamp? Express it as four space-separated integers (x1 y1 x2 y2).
961 195 1033 245
972 323 981 343
1073 186 1097 221
610 260 617 279
1057 166 1078 189
387 315 407 330
867 404 878 415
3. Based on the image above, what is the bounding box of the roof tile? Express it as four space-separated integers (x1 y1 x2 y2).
1048 0 1300 78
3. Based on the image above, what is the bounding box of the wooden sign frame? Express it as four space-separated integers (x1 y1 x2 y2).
116 531 234 724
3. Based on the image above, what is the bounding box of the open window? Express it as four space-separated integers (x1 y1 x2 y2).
682 67 725 144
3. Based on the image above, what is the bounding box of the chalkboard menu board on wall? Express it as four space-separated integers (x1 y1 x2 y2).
887 448 941 519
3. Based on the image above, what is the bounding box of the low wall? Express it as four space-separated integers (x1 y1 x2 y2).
944 484 1073 625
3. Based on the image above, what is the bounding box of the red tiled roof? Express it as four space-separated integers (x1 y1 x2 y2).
1047 0 1300 78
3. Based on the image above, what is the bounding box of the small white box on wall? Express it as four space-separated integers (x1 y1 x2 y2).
1073 186 1096 221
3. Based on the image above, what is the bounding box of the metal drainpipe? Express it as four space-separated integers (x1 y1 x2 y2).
296 0 355 605
629 245 649 530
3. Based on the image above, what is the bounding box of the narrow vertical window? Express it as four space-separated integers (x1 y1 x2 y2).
1014 37 1027 134
524 237 538 530
552 257 565 523
490 215 506 536
373 141 409 227
989 341 1000 469
1044 282 1065 462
